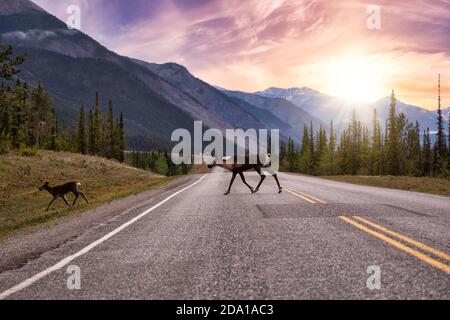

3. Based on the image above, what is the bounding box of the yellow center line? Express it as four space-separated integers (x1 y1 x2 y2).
284 187 317 204
339 216 450 275
284 187 326 204
353 216 450 262
291 189 327 204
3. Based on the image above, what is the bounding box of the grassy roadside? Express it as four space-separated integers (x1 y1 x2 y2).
0 151 179 240
320 175 450 196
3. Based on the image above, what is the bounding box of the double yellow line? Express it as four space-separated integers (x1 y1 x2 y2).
340 216 450 275
283 186 450 275
283 186 326 204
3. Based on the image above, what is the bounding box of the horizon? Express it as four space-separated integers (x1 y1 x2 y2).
32 0 450 110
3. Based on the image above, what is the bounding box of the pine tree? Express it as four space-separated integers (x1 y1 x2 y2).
318 122 338 175
348 110 362 175
434 74 448 174
386 91 400 175
286 137 296 171
78 105 87 154
360 126 370 175
0 37 25 81
298 126 312 173
28 81 52 148
423 128 432 175
309 122 315 171
370 109 382 175
329 120 336 152
9 80 27 148
316 126 327 163
49 108 58 151
87 110 94 154
118 112 125 162
92 92 102 155
105 100 115 159
280 141 286 167
448 108 450 168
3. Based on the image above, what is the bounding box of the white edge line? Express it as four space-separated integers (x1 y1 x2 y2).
0 174 208 300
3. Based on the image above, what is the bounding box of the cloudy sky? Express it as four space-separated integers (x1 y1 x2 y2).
32 0 450 109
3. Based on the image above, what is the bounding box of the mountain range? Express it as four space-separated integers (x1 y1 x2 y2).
0 0 447 150
255 87 447 133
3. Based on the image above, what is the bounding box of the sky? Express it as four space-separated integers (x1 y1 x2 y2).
32 0 450 109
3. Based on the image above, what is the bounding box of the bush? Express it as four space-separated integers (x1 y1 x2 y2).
19 146 39 157
0 133 11 154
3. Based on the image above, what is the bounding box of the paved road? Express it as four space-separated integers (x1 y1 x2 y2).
0 169 449 299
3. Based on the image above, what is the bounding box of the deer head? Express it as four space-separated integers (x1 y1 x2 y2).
39 181 50 191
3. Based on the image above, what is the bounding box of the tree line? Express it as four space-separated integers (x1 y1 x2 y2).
76 92 125 162
126 151 192 176
0 38 125 161
280 90 449 177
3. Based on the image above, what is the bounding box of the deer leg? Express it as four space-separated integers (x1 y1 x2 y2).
265 168 283 193
253 168 266 194
239 172 254 193
79 192 89 204
225 173 237 195
72 193 79 206
46 197 57 212
61 195 72 209
272 174 283 193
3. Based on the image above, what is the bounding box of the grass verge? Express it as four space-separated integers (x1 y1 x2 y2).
320 175 450 196
0 151 177 240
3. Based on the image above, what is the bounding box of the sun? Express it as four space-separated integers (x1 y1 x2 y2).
325 56 386 103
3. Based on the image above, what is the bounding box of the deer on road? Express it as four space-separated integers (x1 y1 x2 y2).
207 155 282 195
39 181 89 212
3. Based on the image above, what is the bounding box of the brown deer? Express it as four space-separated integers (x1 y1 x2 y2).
39 181 89 212
208 155 282 195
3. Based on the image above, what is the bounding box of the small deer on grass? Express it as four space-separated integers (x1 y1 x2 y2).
208 155 282 195
39 181 89 212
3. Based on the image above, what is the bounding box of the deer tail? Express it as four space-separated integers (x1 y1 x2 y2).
77 182 82 189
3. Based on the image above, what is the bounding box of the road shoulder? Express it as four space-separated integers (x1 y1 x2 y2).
0 175 201 273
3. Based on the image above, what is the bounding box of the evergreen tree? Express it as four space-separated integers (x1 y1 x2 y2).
118 112 125 162
0 37 25 80
448 109 450 168
28 81 51 147
92 92 102 155
286 137 296 171
318 121 338 175
298 126 312 173
386 91 401 175
422 128 433 175
370 109 382 175
49 108 58 151
434 74 448 174
78 105 87 154
359 126 370 175
329 120 336 152
88 110 94 154
105 100 115 159
9 80 27 148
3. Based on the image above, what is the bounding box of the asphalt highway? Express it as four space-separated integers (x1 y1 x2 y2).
0 169 449 299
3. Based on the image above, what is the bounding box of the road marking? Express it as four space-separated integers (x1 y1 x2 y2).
339 216 450 275
353 216 450 262
284 187 326 204
284 187 317 203
0 174 208 300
